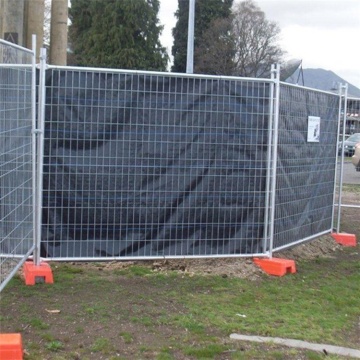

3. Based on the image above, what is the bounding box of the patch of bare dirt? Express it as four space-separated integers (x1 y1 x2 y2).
77 234 346 282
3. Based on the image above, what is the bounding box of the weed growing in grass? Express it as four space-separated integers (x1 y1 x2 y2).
45 340 64 352
75 326 84 334
90 337 114 354
183 343 228 358
119 331 133 343
26 317 49 330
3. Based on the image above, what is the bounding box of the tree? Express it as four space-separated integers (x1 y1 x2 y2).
50 0 68 65
69 0 168 70
194 17 236 75
171 0 233 73
231 0 284 77
24 0 45 60
43 0 51 46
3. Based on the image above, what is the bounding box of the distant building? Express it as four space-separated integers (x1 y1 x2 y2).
345 98 360 134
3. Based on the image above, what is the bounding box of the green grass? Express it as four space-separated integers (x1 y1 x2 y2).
119 331 133 344
90 337 114 353
342 183 360 194
45 340 64 352
1 246 359 359
160 256 359 346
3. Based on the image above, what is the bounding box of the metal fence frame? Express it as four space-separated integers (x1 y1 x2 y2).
271 82 341 252
1 43 353 269
38 60 344 261
39 60 279 260
0 38 37 291
335 91 360 227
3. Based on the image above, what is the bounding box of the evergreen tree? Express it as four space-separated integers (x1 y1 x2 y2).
69 0 168 70
171 0 233 73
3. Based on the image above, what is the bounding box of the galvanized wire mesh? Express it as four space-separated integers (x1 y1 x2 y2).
0 41 35 291
346 97 360 134
272 84 340 251
42 68 272 259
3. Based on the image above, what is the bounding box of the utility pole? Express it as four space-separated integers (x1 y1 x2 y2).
24 0 45 61
49 0 68 65
1 0 25 45
0 0 3 39
186 0 195 74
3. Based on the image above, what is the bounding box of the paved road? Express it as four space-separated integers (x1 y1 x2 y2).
338 161 360 185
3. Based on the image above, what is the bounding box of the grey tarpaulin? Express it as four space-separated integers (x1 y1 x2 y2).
41 70 270 258
273 85 339 250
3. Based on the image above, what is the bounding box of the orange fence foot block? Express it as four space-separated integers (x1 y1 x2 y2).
0 333 23 360
253 257 296 276
23 261 54 286
331 233 357 247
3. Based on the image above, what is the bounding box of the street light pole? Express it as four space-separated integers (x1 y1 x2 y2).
186 0 195 74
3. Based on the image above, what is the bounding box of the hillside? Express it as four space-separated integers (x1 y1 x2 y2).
286 68 360 97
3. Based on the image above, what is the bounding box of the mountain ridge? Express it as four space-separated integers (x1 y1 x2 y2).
286 68 360 97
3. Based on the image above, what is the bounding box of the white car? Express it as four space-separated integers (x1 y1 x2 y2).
352 142 360 171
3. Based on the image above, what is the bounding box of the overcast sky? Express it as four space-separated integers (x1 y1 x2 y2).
158 0 360 89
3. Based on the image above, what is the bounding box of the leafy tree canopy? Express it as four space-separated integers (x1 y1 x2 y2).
69 0 168 70
174 0 284 77
231 0 284 77
171 0 233 73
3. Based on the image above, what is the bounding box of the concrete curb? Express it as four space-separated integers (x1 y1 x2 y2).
230 334 360 358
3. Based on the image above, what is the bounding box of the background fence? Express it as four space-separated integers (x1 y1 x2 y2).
0 39 36 291
272 84 339 251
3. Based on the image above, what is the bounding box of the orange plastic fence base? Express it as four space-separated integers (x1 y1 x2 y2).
331 233 357 247
253 257 296 276
0 333 23 360
23 261 54 286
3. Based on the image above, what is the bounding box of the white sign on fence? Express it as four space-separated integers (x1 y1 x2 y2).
307 116 321 142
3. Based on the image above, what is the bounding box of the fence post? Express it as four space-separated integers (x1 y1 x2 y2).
263 66 275 254
31 34 38 266
331 84 357 247
34 47 47 267
23 46 54 284
267 64 281 258
335 83 348 233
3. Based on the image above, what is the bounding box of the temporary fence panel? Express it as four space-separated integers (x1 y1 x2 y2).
272 83 340 252
0 40 36 291
345 97 360 134
336 94 360 217
41 68 274 260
